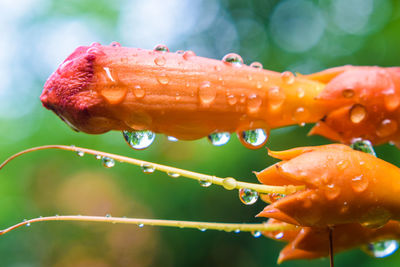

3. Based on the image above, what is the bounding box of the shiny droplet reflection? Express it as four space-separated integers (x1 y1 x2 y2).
249 62 263 69
350 138 376 157
167 172 180 178
363 240 399 258
239 129 268 148
153 44 169 52
208 132 230 146
238 188 259 205
102 157 115 168
222 53 243 66
167 136 178 142
199 178 212 187
252 231 262 238
141 164 155 174
123 130 155 150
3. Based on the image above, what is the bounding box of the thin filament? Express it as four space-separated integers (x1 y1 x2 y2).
0 145 305 195
0 215 297 236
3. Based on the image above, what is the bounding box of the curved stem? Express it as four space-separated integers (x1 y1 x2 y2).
0 145 305 195
0 215 297 236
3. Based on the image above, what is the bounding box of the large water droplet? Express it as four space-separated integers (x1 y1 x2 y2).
252 231 262 238
141 164 155 174
239 129 268 148
384 93 400 111
154 44 169 52
351 175 369 193
123 130 155 150
247 94 262 113
350 104 366 124
208 132 230 146
222 177 237 190
376 119 398 138
363 240 399 258
198 81 216 105
154 56 166 66
222 53 243 66
133 85 145 98
110 41 121 47
199 178 212 187
268 86 285 110
250 62 263 69
281 71 295 84
342 89 354 98
102 157 115 168
350 138 376 156
238 188 259 205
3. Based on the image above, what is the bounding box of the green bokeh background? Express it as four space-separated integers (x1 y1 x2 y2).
1 0 400 266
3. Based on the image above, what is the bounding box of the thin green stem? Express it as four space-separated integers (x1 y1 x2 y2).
0 215 297 236
0 145 305 195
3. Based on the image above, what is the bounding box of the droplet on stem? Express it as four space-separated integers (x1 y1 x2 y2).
102 157 115 168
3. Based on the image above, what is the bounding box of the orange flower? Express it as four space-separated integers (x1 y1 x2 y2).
263 219 400 263
41 43 400 147
255 144 400 227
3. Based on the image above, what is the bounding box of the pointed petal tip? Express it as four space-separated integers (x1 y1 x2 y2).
256 206 300 225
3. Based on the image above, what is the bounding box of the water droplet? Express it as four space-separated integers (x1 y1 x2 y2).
256 81 262 89
103 67 116 83
167 136 178 142
239 129 268 148
247 74 253 81
281 71 295 84
350 138 376 156
95 154 102 160
123 130 155 150
222 53 243 66
363 240 399 258
154 56 166 66
76 150 84 157
238 188 259 205
376 119 398 138
252 231 262 238
199 228 207 232
351 175 369 193
90 42 101 46
141 164 155 174
154 44 169 52
247 94 262 113
102 157 115 168
133 85 145 98
275 232 284 239
268 86 285 110
183 50 196 60
199 178 212 187
350 104 366 124
157 73 169 85
293 107 309 125
138 223 144 228
384 94 400 111
297 87 305 98
222 177 237 190
106 214 112 218
227 94 237 105
324 184 341 200
110 41 121 47
234 229 241 233
167 172 180 178
23 219 30 227
198 81 216 105
336 160 349 171
342 89 354 98
250 62 263 69
208 132 230 146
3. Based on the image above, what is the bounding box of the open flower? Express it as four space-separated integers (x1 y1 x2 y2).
263 219 400 263
256 144 400 227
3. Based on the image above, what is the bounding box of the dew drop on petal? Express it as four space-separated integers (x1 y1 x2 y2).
132 85 145 98
123 130 155 150
167 136 178 142
183 50 196 60
252 231 262 238
198 81 216 105
208 132 230 146
281 71 295 84
238 188 259 205
268 86 285 110
222 53 243 66
153 44 169 52
247 94 262 113
376 119 398 138
157 73 169 85
324 184 341 200
154 56 166 66
239 129 268 148
110 41 121 47
342 89 354 98
227 94 238 105
167 172 180 178
384 94 400 111
363 240 399 258
141 164 155 174
350 104 366 124
351 175 369 193
250 62 263 69
102 157 115 168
